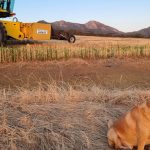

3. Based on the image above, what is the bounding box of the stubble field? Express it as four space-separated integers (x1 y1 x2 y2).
0 36 150 150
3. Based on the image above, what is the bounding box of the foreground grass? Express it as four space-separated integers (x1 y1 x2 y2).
0 83 150 150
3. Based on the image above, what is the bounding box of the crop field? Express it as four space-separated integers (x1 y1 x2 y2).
1 36 150 63
0 36 150 150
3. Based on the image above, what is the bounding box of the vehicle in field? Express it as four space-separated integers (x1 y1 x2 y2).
0 0 76 45
51 28 76 43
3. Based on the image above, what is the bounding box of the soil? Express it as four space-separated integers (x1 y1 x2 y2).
0 58 150 89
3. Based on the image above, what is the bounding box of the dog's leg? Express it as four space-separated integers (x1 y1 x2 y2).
137 136 147 150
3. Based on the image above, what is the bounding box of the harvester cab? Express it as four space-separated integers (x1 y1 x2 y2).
0 0 15 18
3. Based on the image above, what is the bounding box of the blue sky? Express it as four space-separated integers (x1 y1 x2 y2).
10 0 150 32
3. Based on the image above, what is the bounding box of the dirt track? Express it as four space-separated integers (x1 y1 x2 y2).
0 58 150 89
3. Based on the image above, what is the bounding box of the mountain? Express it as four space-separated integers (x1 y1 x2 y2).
38 20 150 38
39 20 123 36
84 21 121 34
126 27 150 38
52 20 87 32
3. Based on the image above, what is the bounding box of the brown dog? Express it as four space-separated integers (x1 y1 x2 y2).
107 102 150 150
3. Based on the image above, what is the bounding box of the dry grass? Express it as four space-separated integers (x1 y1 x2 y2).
0 83 150 150
0 36 150 149
0 36 150 63
76 36 150 46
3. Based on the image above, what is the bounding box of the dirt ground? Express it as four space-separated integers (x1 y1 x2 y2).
0 58 150 89
0 96 128 150
1 82 150 150
0 36 150 150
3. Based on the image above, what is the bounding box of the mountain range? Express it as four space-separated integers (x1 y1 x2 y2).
39 20 150 38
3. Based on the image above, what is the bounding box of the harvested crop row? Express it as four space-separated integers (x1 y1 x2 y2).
0 44 150 63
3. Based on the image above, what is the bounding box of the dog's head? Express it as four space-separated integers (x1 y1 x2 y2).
107 120 131 149
107 120 121 149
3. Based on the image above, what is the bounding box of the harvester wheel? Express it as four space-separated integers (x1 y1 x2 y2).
68 35 76 43
0 22 7 46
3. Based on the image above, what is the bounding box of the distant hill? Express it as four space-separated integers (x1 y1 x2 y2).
38 20 150 38
52 20 123 36
85 21 121 34
39 20 123 36
126 27 150 38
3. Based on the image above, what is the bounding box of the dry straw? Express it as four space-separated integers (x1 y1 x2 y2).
0 83 150 149
0 41 150 63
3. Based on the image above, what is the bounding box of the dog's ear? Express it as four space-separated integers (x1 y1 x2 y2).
108 119 114 129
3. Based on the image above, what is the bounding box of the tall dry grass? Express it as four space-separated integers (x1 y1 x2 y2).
0 36 150 63
0 83 150 150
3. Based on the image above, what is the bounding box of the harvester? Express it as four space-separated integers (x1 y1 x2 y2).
0 0 76 45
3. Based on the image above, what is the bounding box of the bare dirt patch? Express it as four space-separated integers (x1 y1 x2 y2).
0 58 150 89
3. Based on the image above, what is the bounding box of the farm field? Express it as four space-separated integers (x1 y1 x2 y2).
0 36 150 150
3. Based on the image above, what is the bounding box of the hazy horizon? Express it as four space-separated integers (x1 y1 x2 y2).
9 0 150 32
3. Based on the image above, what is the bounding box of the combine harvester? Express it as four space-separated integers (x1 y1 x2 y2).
0 0 76 45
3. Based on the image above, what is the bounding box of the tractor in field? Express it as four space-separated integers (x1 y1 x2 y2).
0 0 76 45
51 27 76 43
